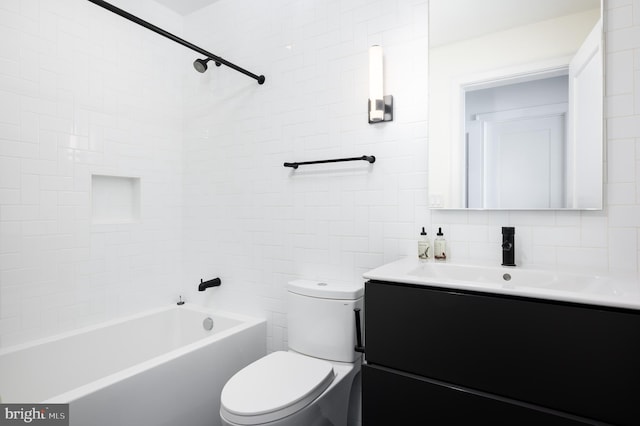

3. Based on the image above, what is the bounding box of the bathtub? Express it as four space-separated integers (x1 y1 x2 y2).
0 304 266 426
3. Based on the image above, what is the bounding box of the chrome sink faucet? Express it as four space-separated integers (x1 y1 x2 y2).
502 227 516 267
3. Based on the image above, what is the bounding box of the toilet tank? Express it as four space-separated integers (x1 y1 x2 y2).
287 280 364 363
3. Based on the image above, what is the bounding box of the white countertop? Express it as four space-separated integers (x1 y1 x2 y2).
363 257 640 311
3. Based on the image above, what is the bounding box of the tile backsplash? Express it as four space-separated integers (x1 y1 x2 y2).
1 0 639 351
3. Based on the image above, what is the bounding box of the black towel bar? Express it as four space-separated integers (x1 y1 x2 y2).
284 155 375 169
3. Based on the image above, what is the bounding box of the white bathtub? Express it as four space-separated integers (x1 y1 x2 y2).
0 304 266 426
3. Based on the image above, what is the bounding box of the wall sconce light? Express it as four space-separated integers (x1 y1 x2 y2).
368 45 393 124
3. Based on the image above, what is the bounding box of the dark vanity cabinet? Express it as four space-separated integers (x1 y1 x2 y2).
362 280 640 425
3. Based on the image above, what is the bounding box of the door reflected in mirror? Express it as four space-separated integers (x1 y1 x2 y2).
428 0 603 210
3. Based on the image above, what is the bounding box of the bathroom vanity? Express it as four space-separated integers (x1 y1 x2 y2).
362 259 640 425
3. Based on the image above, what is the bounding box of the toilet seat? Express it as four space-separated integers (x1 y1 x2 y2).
220 351 335 425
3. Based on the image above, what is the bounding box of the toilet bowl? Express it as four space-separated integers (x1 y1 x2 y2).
220 280 364 426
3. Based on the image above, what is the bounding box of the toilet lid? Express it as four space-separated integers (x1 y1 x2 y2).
220 351 335 425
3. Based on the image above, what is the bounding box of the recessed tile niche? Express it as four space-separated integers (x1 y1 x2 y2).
91 175 141 224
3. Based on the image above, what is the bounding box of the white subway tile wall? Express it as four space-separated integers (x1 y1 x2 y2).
181 0 640 353
1 0 640 352
0 0 186 347
181 0 429 352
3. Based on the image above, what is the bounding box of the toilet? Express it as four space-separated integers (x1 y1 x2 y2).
220 279 364 426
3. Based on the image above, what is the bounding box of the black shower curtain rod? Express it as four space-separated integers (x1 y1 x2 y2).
87 0 265 85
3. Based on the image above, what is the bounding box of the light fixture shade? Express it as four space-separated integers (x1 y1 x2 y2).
368 45 392 123
369 46 384 122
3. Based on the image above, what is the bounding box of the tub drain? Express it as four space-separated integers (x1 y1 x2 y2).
203 317 214 331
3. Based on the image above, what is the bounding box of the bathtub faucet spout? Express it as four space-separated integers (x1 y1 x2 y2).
199 277 222 291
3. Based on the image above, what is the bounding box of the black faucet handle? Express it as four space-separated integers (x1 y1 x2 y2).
502 226 515 235
501 226 516 267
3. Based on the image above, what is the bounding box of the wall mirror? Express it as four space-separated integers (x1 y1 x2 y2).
428 0 603 210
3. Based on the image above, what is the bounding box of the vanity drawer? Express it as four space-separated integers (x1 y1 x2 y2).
362 364 588 425
364 280 640 425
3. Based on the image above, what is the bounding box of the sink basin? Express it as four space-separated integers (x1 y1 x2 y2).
407 263 600 292
363 258 640 310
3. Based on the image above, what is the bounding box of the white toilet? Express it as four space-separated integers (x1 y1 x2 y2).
220 279 364 426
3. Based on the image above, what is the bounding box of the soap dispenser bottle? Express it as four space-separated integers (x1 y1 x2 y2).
434 227 447 261
418 227 430 261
